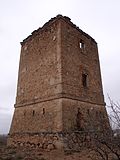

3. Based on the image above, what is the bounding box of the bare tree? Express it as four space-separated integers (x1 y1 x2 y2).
89 97 120 160
107 96 120 131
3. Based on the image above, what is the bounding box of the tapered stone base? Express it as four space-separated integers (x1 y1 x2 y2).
7 131 93 151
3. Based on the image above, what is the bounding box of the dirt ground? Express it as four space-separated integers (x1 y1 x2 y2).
0 145 95 160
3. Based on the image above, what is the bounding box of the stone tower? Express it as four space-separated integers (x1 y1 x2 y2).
8 15 110 150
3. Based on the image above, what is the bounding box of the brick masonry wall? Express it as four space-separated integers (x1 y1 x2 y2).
60 19 104 105
10 99 62 133
62 98 110 132
16 20 62 106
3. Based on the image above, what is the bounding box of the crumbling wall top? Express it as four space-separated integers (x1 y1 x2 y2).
21 15 97 45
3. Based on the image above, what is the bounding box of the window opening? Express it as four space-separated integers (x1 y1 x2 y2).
43 108 45 115
80 41 85 49
33 110 35 116
24 111 26 116
76 108 84 131
82 73 87 87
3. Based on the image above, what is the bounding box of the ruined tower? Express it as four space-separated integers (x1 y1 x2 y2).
8 15 110 150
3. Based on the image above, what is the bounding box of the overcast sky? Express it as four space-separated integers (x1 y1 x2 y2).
0 0 120 134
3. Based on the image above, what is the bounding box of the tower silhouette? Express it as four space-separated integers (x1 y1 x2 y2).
8 15 110 150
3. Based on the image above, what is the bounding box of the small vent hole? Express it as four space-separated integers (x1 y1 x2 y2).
33 110 35 116
43 108 45 115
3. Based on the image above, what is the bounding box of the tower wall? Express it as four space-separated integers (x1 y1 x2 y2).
16 20 62 106
62 98 110 132
59 19 109 132
9 19 65 136
60 19 104 104
9 99 63 134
